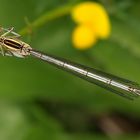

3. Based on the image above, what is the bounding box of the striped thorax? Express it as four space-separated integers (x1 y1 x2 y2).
0 37 32 57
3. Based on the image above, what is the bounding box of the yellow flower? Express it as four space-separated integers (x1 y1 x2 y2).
72 25 97 50
71 2 111 49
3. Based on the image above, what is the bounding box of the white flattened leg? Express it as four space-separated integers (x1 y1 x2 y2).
2 27 21 38
0 44 5 56
1 27 14 37
0 44 13 56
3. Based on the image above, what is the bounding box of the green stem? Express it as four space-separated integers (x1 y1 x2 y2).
19 4 73 36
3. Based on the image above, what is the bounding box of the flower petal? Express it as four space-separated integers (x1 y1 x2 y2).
72 25 97 50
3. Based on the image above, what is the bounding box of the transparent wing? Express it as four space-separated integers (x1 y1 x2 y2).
30 49 140 100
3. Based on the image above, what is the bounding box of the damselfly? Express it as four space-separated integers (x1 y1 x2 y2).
0 27 140 100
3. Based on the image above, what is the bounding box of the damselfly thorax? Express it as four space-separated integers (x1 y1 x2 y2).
0 37 32 57
0 27 31 57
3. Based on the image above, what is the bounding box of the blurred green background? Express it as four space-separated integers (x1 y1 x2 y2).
0 0 140 139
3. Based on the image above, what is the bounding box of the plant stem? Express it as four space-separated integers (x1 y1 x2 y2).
19 4 73 36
